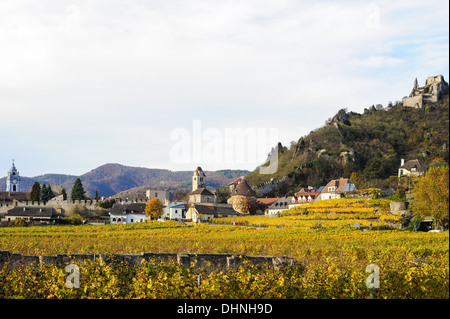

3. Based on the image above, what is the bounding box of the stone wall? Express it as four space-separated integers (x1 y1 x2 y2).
389 201 409 213
0 251 295 272
0 197 148 215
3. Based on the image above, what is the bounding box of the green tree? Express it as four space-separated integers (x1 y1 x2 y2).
30 182 41 202
60 188 67 200
40 184 48 202
71 178 86 200
145 198 164 219
95 190 100 201
411 166 449 229
363 158 386 180
98 198 116 209
40 184 54 202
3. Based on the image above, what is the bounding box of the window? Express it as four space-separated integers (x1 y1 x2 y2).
155 192 158 197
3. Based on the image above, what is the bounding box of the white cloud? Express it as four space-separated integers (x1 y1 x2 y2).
0 0 448 176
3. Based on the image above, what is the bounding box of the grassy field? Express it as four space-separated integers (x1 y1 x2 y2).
0 219 448 298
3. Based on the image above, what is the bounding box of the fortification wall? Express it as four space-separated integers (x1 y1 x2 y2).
0 198 148 215
402 95 423 108
0 251 295 272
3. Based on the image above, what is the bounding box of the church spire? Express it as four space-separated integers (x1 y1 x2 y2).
6 159 21 192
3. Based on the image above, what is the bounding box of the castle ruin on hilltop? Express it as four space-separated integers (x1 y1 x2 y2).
402 74 449 108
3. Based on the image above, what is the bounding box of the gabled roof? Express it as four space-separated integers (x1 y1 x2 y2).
322 178 353 193
191 204 215 215
6 206 57 218
167 201 187 208
190 204 239 217
294 188 320 197
256 197 280 206
110 203 147 215
188 187 214 196
268 196 294 209
400 159 425 171
0 191 31 202
228 176 244 186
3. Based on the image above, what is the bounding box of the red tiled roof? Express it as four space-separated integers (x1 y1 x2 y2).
256 198 280 205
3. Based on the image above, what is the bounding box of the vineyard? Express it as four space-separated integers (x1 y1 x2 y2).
0 219 448 298
213 198 402 228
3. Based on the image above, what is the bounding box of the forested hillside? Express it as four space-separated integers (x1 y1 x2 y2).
245 93 449 193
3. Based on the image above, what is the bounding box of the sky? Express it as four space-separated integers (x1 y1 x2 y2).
1 0 449 177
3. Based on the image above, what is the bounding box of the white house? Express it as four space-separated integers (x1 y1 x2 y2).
162 201 187 220
317 178 357 201
288 188 321 209
266 196 294 216
109 202 149 224
398 159 425 178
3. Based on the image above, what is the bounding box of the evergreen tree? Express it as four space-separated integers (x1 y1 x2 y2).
71 178 86 200
40 184 55 202
95 190 100 201
47 186 55 200
30 182 41 202
60 188 67 200
40 184 48 202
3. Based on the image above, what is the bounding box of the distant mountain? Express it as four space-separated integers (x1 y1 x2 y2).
0 164 249 199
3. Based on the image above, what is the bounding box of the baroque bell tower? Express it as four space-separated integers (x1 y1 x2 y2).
192 166 206 191
6 159 21 192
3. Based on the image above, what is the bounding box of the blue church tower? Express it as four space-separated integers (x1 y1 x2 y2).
6 160 21 192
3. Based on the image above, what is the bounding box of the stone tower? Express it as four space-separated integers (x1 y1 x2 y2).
6 159 21 192
192 166 206 191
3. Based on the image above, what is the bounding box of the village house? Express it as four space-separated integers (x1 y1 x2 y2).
266 196 294 216
227 176 245 193
186 203 238 223
317 178 357 200
162 201 187 220
289 187 321 208
109 202 148 224
398 159 426 178
255 197 280 215
1 206 60 224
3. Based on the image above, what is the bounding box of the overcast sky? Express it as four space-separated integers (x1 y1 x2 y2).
1 0 449 177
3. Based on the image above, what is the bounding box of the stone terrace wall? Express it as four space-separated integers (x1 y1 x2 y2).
0 251 295 272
